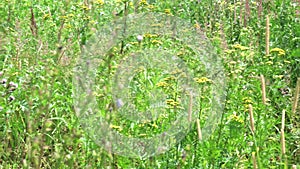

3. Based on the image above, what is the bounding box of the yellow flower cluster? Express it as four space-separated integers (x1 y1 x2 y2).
43 13 51 20
96 0 104 5
273 75 284 79
144 33 158 38
139 0 147 5
265 61 273 65
156 81 169 87
242 97 253 104
163 76 175 81
147 4 155 9
232 44 249 50
80 4 90 10
166 99 180 107
270 48 285 56
224 49 235 54
228 113 244 123
164 9 171 15
194 77 212 84
110 124 123 131
151 40 163 45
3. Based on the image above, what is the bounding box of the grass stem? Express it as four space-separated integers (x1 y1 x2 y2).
292 78 300 115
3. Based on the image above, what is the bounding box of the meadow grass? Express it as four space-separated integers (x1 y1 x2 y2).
0 0 299 168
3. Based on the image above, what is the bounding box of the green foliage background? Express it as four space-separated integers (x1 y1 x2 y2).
0 0 299 168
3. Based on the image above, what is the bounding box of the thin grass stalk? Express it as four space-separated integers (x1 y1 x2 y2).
260 75 267 104
281 109 287 167
30 7 38 38
244 0 250 27
280 129 286 155
281 109 285 130
249 104 255 134
252 152 257 169
196 119 202 141
257 0 263 19
266 15 270 55
239 1 243 27
281 129 288 169
292 78 300 115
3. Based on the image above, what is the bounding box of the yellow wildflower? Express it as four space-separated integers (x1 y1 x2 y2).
96 0 105 5
144 33 158 38
164 9 171 15
151 40 163 45
110 125 123 131
194 77 212 84
265 61 273 65
163 76 175 81
148 4 155 9
242 97 253 104
177 51 184 56
43 14 51 20
224 49 235 54
232 44 249 50
80 5 90 10
156 81 168 87
139 0 147 5
228 113 244 123
194 23 200 29
270 48 285 56
166 99 180 107
65 24 72 29
151 123 158 128
273 75 284 79
129 2 133 7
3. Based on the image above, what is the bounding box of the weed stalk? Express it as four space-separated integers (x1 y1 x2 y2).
292 78 300 115
252 152 257 169
260 75 267 104
249 104 255 134
196 118 202 141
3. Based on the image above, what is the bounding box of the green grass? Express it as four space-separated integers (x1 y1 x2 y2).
0 0 299 168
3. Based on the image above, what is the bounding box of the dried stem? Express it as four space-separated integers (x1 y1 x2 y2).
252 152 257 169
260 75 267 104
239 1 243 26
244 0 250 27
30 7 38 38
257 0 263 19
292 78 300 115
196 119 202 141
281 129 286 155
281 109 285 130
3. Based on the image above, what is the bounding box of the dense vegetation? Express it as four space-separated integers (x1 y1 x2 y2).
0 0 299 168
